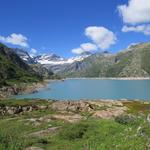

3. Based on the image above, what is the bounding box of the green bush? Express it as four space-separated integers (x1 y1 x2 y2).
59 122 89 140
0 129 25 150
115 114 136 125
138 124 150 137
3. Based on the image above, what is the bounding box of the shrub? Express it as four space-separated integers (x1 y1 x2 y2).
115 114 135 125
138 124 150 137
59 122 89 140
0 131 24 150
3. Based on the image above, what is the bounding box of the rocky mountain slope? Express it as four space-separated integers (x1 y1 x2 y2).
31 64 54 79
15 49 91 74
10 42 150 78
34 52 91 65
34 53 91 74
13 48 35 64
58 43 150 78
0 43 42 86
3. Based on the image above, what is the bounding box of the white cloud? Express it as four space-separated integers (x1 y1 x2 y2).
118 0 150 25
0 33 28 47
122 24 150 35
80 43 97 51
72 43 97 54
72 48 85 55
85 26 117 50
118 0 150 35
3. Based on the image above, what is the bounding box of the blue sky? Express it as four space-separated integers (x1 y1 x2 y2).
0 0 150 57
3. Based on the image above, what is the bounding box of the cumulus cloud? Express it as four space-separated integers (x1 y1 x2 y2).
80 43 97 51
72 43 97 54
85 26 117 49
0 33 28 47
118 0 150 25
72 48 85 55
122 24 150 35
118 0 150 35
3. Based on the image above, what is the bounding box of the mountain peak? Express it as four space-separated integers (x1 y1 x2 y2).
13 48 35 64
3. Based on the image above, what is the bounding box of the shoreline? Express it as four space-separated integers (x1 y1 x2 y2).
0 81 48 99
65 77 150 80
1 77 150 100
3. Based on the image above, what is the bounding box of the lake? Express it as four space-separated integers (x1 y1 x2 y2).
14 79 150 100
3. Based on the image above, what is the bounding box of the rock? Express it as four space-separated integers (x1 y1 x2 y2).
51 101 68 111
25 146 44 150
27 118 37 122
7 109 15 115
143 102 150 104
51 101 93 112
93 109 124 119
38 115 52 123
28 106 33 112
137 126 142 133
33 122 41 127
26 115 52 126
31 90 38 94
147 114 150 122
22 107 29 111
88 100 123 108
15 106 23 114
28 127 60 137
51 114 85 123
37 105 48 110
0 109 4 115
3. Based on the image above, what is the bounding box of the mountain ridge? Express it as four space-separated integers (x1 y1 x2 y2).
0 43 41 86
59 42 150 78
4 42 150 78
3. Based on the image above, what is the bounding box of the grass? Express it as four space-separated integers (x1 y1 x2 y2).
0 116 150 150
40 119 150 150
123 101 150 114
0 99 52 107
0 99 150 149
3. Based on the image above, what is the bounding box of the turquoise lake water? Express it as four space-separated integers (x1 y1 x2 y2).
14 79 150 100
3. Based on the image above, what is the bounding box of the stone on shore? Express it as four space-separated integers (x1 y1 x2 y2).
51 114 85 123
28 127 61 137
25 146 44 150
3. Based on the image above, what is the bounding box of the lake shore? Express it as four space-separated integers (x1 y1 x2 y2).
0 81 48 99
12 78 150 100
1 77 150 100
0 98 149 116
66 77 150 80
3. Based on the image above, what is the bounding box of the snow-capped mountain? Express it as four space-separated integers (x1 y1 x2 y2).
13 48 91 66
34 53 91 65
13 48 35 64
13 48 92 74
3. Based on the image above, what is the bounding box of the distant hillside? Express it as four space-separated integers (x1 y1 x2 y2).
31 64 54 79
59 43 150 78
2 42 150 82
0 43 41 86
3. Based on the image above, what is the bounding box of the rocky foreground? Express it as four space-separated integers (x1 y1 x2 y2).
0 99 128 118
1 99 150 150
0 82 47 99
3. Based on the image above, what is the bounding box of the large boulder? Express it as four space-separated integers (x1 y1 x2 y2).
51 101 93 112
51 114 85 123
